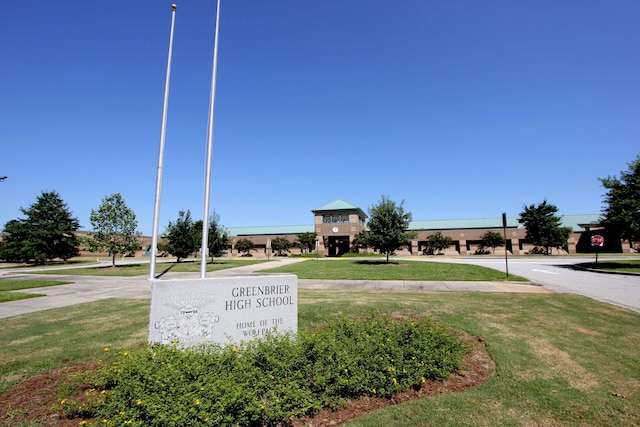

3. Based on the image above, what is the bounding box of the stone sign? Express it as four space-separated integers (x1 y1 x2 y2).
148 275 297 347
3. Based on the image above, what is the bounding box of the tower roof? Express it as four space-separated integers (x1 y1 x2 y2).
312 199 367 218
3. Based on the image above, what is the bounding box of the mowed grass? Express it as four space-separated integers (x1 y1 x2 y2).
0 298 149 393
0 260 94 270
27 259 269 277
2 291 639 426
0 279 71 303
264 259 528 281
581 259 640 273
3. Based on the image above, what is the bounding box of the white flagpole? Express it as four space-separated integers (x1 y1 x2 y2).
201 0 222 278
150 4 177 281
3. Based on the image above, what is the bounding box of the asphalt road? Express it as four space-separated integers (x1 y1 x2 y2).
430 256 640 313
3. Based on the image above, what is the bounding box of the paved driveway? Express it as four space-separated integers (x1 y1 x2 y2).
428 256 640 313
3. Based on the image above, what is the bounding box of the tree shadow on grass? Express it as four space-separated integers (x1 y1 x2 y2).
355 260 400 266
553 262 640 276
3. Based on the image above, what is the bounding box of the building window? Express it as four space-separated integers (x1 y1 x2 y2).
323 214 349 224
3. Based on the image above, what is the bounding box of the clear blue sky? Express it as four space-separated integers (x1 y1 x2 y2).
2 1 639 236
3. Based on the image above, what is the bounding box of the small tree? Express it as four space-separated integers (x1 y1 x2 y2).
271 237 292 256
90 193 141 267
518 200 571 255
367 195 417 263
206 212 230 260
424 231 453 255
156 240 171 257
1 191 79 264
165 210 197 262
191 219 204 258
351 230 371 253
190 212 229 260
235 238 255 256
599 155 640 249
480 231 505 254
294 232 317 254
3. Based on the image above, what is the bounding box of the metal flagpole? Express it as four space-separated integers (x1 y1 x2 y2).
201 0 222 279
150 4 177 281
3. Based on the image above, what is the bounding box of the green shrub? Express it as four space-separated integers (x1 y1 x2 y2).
291 253 322 258
67 313 469 426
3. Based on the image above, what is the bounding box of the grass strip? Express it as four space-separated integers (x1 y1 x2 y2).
0 280 71 292
264 259 527 281
580 260 640 273
0 260 94 270
0 292 45 303
26 259 269 277
0 280 71 303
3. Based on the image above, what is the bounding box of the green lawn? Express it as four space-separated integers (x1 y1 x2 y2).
0 299 149 393
2 291 638 426
0 279 71 292
0 259 95 269
263 258 527 281
0 279 71 303
0 291 44 303
580 259 640 273
27 259 269 277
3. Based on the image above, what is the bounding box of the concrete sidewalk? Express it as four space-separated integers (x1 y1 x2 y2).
0 259 548 319
298 279 547 293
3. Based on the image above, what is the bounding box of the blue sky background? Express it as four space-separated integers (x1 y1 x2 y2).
2 0 639 235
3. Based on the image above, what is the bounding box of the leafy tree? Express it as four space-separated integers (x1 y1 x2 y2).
367 195 417 263
164 210 197 262
350 230 371 253
235 238 255 256
423 231 453 255
207 212 230 259
1 191 79 264
156 240 171 257
295 232 317 253
191 212 230 260
89 192 141 267
480 231 505 254
518 200 571 255
599 155 640 249
191 220 204 258
271 237 292 256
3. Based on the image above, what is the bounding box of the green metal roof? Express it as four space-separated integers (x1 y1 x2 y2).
228 224 314 237
407 214 600 232
559 214 601 232
311 199 367 219
312 199 361 212
409 217 521 230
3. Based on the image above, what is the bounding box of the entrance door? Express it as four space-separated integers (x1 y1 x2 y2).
327 236 350 257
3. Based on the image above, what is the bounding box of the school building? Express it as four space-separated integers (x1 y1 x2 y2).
224 199 616 258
